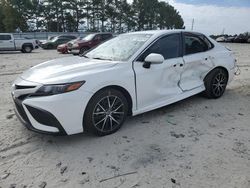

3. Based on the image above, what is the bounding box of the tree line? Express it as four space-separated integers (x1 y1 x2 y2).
0 0 185 33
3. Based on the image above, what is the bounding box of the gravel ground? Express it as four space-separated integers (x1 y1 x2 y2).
0 43 250 188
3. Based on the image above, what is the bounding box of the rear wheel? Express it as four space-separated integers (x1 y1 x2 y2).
203 68 228 99
22 45 33 53
84 88 128 136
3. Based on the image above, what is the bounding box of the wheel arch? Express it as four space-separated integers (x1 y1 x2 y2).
82 85 133 133
204 66 229 81
22 43 34 49
85 85 133 117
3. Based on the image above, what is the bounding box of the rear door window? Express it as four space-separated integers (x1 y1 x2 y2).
202 35 214 50
184 34 209 55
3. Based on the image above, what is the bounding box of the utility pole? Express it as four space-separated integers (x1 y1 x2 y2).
191 18 194 31
222 28 225 35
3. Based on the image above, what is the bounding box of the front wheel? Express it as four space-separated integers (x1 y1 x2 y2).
203 68 228 99
84 88 128 136
79 47 89 56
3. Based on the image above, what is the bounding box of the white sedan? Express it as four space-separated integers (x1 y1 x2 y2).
11 30 237 136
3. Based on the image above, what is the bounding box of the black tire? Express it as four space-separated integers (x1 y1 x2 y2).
203 68 228 99
22 45 33 53
84 88 128 136
46 44 53 49
79 47 89 56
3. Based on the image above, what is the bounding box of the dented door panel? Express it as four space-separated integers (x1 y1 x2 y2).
180 52 215 91
134 57 184 110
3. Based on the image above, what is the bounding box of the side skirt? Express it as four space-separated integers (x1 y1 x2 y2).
132 85 205 116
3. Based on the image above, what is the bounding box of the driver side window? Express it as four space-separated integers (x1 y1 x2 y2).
138 34 181 62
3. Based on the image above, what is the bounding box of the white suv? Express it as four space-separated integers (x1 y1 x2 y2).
11 30 237 136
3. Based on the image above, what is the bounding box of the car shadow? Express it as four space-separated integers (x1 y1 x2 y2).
0 51 40 54
45 94 203 143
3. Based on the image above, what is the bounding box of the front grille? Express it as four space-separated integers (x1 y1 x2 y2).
68 43 73 47
15 85 36 90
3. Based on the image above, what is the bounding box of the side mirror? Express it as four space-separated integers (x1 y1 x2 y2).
143 53 164 69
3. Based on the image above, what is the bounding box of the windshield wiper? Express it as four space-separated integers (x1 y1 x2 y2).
92 57 112 61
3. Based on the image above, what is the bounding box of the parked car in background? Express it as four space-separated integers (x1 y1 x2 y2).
57 37 84 54
57 35 77 40
68 33 113 55
41 36 77 49
225 36 235 43
48 36 56 41
216 36 225 42
12 30 237 136
0 33 37 53
234 34 248 43
34 40 40 48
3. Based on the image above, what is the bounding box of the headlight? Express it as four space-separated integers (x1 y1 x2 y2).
35 81 85 96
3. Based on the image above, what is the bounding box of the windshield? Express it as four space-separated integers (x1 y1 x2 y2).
83 34 95 41
51 37 58 42
85 34 152 61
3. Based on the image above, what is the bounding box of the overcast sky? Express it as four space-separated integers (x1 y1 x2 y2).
128 0 250 35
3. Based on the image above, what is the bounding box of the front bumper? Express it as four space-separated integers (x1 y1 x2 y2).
11 78 93 135
68 48 80 54
57 46 67 53
13 97 67 135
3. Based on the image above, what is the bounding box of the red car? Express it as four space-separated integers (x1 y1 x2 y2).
57 43 68 54
57 37 84 54
68 33 113 55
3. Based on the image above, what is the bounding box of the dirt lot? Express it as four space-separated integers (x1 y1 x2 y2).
0 44 250 188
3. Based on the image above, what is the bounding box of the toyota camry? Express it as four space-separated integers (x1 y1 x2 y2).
11 30 237 136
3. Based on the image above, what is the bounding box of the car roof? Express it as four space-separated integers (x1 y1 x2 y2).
58 35 76 38
124 30 204 37
92 33 113 35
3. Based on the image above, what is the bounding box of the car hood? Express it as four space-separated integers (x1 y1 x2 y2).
77 39 90 44
58 43 66 47
42 41 52 45
20 56 118 84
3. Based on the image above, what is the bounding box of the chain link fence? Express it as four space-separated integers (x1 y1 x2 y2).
12 32 93 40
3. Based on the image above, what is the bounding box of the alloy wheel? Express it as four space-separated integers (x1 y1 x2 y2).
212 71 227 97
92 95 125 133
